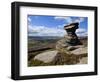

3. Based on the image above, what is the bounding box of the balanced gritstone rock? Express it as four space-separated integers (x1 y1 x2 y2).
55 22 87 64
56 22 82 50
64 22 82 46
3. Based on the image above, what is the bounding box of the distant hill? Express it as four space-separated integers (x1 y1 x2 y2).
28 36 63 41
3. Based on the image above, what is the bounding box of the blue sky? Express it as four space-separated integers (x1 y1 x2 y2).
28 15 88 37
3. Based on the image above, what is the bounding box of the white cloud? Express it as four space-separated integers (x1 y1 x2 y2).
76 28 86 33
54 16 85 24
76 28 87 37
54 17 68 20
28 25 66 37
74 17 85 23
54 16 72 23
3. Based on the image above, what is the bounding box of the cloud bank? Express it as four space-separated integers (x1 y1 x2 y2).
28 25 87 37
76 28 87 37
28 25 66 37
54 16 85 24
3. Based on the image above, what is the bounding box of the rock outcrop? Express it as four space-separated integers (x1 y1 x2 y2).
56 22 87 64
33 22 87 65
56 22 82 50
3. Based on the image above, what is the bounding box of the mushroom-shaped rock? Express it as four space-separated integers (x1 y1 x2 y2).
56 22 82 51
64 22 82 45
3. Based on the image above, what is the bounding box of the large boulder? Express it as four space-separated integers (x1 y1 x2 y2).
34 50 58 63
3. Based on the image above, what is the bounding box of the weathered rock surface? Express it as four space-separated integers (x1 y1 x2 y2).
34 50 58 63
56 38 69 50
70 47 87 55
78 57 88 64
67 45 84 51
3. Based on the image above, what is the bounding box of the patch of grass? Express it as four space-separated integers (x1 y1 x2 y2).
28 59 53 66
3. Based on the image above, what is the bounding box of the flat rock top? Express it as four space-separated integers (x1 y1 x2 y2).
34 50 58 63
64 22 79 30
70 47 87 55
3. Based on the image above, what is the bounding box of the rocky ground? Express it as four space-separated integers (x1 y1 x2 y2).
28 38 88 66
